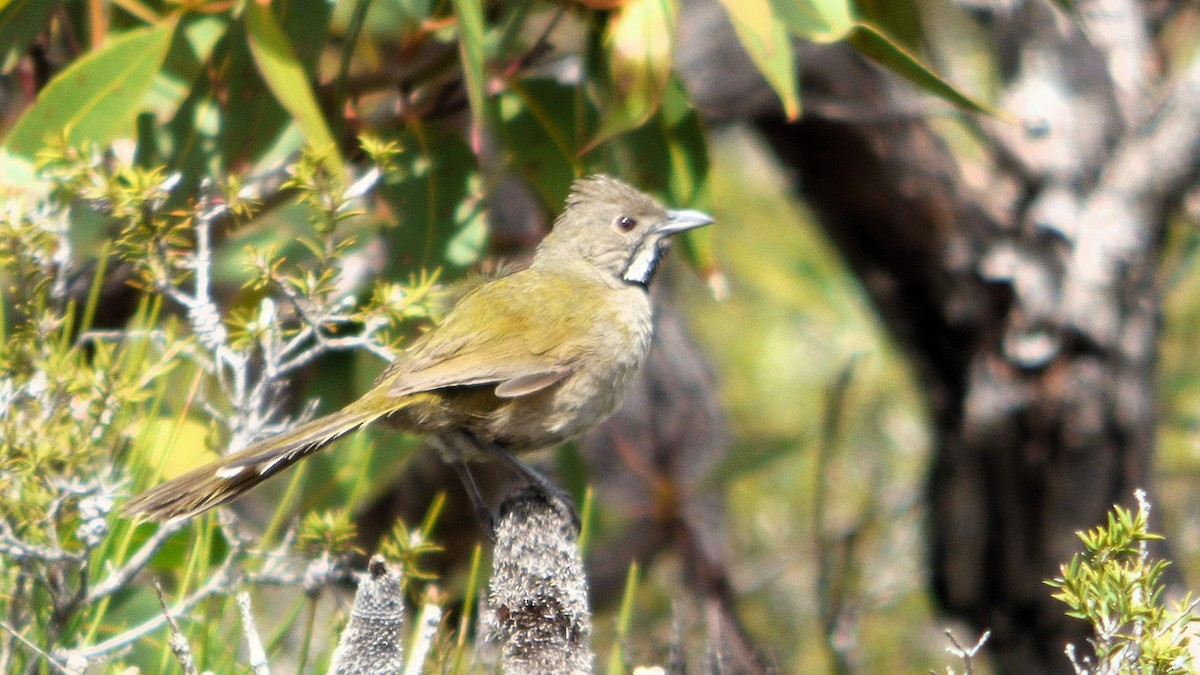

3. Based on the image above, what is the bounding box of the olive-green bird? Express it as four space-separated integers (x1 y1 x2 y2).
124 175 713 521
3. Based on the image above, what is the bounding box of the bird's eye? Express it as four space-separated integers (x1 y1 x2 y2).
616 215 637 232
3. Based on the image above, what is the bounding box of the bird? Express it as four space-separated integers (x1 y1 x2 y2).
124 175 714 522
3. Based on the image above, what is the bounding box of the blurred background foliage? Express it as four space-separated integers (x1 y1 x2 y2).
4 0 1200 673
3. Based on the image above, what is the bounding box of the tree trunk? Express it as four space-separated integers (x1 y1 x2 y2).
677 0 1200 670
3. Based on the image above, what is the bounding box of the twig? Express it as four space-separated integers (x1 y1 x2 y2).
942 628 990 675
404 599 442 675
64 548 241 661
237 592 271 675
0 519 85 564
1063 48 1200 346
154 581 198 675
85 520 185 603
0 621 72 674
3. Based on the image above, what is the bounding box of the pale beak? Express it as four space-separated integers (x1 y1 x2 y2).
659 208 715 235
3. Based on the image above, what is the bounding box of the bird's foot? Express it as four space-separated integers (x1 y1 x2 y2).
487 445 581 534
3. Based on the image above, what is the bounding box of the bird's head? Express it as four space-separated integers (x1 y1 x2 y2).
534 175 713 287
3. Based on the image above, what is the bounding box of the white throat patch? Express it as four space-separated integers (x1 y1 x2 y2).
622 240 662 285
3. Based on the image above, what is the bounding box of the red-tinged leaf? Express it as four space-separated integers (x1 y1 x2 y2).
243 1 344 179
4 22 175 158
588 0 677 150
718 0 800 120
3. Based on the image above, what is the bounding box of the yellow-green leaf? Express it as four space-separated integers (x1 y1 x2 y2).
770 0 853 43
718 0 800 120
243 1 344 179
590 0 677 149
4 23 175 158
451 0 489 145
133 417 217 481
849 22 998 115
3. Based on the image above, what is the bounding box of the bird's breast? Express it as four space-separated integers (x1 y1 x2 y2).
542 285 654 438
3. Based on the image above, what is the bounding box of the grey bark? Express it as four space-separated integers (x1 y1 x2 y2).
675 0 1200 672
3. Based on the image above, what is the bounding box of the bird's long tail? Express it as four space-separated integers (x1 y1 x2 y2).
124 401 390 521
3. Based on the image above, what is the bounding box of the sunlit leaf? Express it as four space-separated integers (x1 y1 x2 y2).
717 0 800 120
0 149 38 195
770 0 853 43
849 22 997 115
589 0 677 149
452 0 490 148
5 23 175 158
243 1 344 178
133 417 217 481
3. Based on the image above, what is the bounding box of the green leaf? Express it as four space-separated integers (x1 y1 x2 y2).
770 0 853 43
848 22 997 115
0 0 59 69
243 1 344 179
4 22 175 158
853 0 922 53
501 78 592 208
589 0 677 149
145 15 227 127
718 0 800 120
451 0 490 144
376 127 482 274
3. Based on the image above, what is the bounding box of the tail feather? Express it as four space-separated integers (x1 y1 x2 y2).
124 404 387 521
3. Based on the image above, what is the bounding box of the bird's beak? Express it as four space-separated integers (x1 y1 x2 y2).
659 209 715 235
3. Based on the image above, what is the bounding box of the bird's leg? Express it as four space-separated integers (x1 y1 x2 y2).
449 460 497 541
466 433 581 532
431 432 497 539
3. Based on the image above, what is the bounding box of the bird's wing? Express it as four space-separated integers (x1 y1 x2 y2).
382 270 592 399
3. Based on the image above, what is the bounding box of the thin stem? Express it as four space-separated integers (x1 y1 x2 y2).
295 594 319 675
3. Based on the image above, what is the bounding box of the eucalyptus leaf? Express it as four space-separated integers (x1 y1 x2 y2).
5 23 176 158
376 127 482 275
452 0 490 143
854 0 923 53
717 0 801 120
244 1 344 178
848 22 998 115
770 0 853 43
501 79 593 209
590 0 678 149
